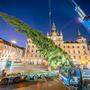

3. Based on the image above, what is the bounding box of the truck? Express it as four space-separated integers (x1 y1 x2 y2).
59 67 82 90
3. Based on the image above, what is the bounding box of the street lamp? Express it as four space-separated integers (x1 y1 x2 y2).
11 40 17 44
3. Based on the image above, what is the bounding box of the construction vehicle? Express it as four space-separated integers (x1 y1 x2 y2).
60 67 82 89
0 60 26 85
0 60 58 85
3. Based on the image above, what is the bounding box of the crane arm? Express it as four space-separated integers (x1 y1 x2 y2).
72 0 86 20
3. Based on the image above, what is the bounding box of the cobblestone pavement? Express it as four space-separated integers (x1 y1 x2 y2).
0 79 69 90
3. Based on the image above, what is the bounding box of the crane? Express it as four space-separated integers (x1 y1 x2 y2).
71 0 90 30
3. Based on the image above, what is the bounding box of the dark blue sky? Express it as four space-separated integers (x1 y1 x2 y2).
0 0 90 47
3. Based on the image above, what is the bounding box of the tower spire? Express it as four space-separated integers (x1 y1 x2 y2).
60 30 63 36
51 21 56 31
78 29 81 36
77 28 86 43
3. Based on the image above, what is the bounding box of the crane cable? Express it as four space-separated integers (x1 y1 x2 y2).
49 0 52 31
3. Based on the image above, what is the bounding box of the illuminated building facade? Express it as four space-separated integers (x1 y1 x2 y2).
47 22 90 65
0 39 24 62
25 38 47 65
0 38 46 65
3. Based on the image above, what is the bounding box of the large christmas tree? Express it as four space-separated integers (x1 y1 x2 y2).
0 12 73 70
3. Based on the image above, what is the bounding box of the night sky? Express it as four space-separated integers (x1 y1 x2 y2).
0 0 90 47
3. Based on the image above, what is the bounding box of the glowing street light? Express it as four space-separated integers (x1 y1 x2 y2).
11 40 17 44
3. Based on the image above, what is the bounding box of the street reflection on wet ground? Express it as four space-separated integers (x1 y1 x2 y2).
0 79 69 90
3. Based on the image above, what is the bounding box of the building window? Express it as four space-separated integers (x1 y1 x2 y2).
74 56 76 59
77 46 79 48
59 44 60 47
32 50 33 52
72 46 74 48
28 46 30 49
68 50 70 53
68 46 70 48
31 54 33 57
35 54 37 57
78 51 80 54
36 50 37 53
79 56 81 59
85 56 87 59
63 46 65 48
39 55 41 57
83 46 85 49
73 50 75 54
84 51 86 55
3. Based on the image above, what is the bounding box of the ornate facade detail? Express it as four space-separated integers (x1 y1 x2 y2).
47 23 90 65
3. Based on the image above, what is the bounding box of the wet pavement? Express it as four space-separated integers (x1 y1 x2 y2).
0 79 69 90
